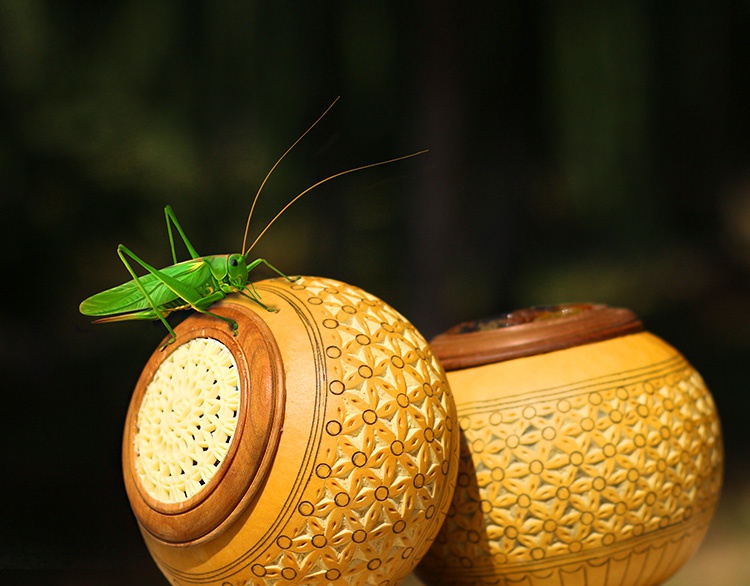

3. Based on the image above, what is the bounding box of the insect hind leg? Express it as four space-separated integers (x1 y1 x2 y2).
164 205 201 263
116 246 237 347
116 245 179 347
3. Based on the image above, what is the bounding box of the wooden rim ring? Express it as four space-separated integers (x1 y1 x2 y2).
430 303 644 371
122 302 285 545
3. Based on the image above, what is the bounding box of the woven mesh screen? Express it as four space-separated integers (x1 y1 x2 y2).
134 338 241 503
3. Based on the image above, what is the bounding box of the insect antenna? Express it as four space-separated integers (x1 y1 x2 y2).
244 150 428 256
241 97 341 254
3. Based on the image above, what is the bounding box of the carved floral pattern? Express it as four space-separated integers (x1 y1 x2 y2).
156 277 458 586
418 349 722 586
243 279 456 585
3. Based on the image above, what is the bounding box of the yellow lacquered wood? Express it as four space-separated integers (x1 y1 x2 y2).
418 331 723 586
126 276 460 586
447 332 677 405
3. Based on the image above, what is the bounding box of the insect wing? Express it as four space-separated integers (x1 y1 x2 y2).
80 259 211 317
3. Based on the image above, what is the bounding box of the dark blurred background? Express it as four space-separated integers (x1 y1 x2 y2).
2 1 749 584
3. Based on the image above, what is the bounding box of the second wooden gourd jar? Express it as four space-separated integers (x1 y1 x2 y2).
122 276 460 585
416 304 723 586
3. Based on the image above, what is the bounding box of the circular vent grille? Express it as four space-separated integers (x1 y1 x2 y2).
133 337 241 503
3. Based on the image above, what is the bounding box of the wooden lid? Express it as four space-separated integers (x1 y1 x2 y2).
122 302 285 545
431 303 644 371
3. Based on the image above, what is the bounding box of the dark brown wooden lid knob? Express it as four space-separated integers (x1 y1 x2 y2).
430 303 644 371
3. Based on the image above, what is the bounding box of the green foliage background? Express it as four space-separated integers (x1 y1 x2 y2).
1 1 749 580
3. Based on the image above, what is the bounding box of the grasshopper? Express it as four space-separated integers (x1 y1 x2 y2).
80 99 425 348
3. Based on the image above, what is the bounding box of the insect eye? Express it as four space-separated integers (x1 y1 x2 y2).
229 257 238 267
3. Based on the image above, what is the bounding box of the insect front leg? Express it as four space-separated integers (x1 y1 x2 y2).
239 284 278 313
191 291 242 333
246 258 300 282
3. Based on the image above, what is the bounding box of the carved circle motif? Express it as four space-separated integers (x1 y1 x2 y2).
237 278 459 585
417 334 723 586
135 277 459 585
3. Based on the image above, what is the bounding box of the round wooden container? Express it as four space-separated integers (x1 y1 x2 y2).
416 304 723 586
122 276 459 585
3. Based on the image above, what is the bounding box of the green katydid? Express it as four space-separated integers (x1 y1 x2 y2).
79 99 426 349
